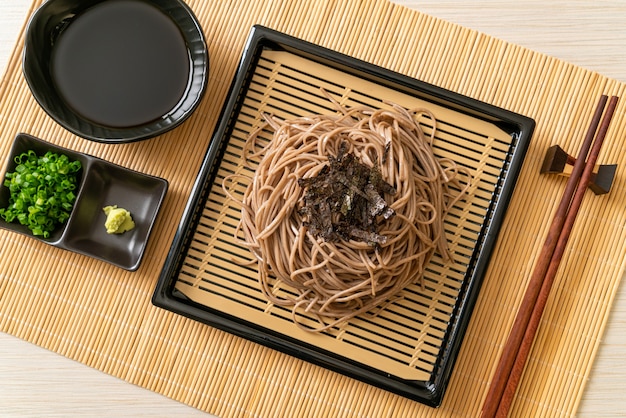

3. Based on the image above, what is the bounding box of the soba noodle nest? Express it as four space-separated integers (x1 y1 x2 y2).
226 96 470 332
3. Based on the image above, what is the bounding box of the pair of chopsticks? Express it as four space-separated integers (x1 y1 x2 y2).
481 94 619 418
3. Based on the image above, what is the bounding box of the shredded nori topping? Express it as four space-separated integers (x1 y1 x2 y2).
298 142 396 245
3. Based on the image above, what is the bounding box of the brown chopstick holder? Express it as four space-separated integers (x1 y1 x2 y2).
541 144 617 195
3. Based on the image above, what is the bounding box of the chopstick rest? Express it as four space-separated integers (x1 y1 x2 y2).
541 144 617 194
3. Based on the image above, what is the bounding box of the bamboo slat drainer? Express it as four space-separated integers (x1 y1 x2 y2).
1 0 625 417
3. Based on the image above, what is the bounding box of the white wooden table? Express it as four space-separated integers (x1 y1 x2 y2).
1 1 624 416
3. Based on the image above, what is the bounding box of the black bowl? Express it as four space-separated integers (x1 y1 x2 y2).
23 0 208 143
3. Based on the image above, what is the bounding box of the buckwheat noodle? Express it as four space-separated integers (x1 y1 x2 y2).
225 94 470 332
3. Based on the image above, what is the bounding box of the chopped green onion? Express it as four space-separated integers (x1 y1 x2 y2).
0 150 81 238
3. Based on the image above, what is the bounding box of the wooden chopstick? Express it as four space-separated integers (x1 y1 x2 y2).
481 95 619 418
494 95 619 416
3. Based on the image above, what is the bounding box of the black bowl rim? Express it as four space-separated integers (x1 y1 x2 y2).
22 0 209 143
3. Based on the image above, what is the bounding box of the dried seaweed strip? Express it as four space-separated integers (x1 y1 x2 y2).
298 142 396 246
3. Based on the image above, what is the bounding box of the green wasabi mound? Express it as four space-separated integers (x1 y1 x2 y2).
103 205 135 234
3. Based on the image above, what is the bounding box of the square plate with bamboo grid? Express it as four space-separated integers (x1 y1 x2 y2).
152 25 535 407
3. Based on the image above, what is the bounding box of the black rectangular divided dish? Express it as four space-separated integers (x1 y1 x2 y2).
152 25 535 406
0 133 168 271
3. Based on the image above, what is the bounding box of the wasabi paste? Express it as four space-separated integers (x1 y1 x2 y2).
103 205 135 234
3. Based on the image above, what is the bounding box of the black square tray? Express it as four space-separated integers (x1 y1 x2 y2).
152 25 535 406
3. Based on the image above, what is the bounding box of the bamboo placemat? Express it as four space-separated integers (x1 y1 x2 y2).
0 1 624 417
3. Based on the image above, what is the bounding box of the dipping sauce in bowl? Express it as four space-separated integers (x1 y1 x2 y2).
23 0 208 143
52 0 190 128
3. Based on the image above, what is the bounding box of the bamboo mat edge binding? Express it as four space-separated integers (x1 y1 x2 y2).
0 0 625 417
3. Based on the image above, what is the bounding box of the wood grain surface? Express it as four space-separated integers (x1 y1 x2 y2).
0 1 624 416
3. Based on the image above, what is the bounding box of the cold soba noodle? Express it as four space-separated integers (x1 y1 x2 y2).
226 94 471 332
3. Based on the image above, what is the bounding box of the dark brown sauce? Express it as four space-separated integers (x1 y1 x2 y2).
51 0 190 128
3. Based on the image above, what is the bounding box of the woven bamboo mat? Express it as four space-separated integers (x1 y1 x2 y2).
0 0 624 416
